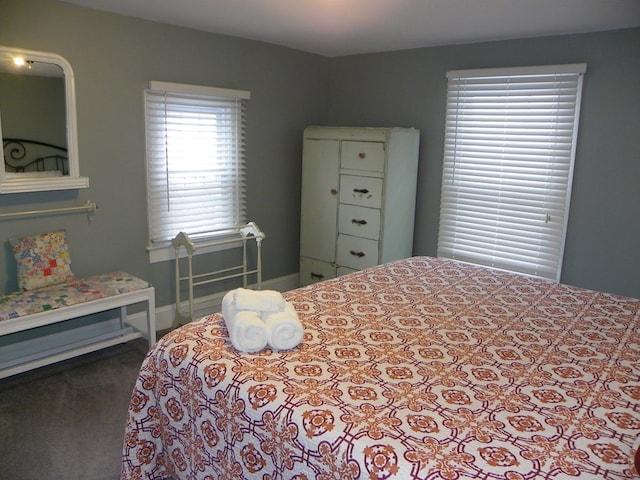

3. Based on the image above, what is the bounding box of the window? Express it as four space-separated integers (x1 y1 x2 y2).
144 81 250 262
437 64 586 281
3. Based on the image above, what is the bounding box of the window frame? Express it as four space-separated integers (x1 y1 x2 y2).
143 81 250 263
437 64 586 281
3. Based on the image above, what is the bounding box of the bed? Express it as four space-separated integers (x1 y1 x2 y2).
121 256 640 479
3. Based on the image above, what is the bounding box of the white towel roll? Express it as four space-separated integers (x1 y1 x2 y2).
221 289 236 317
264 302 304 351
234 288 285 313
223 309 268 353
222 292 267 353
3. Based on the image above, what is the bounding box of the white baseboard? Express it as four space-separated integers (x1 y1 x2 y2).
128 273 300 333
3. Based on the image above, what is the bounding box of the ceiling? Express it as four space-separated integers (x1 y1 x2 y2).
63 0 640 57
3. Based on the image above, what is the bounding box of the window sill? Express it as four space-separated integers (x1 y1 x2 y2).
147 236 242 264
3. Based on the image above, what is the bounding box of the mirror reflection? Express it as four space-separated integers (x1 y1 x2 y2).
0 46 88 193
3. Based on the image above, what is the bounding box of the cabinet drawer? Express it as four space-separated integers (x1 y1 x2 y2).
337 266 358 277
341 141 385 172
300 257 336 286
336 234 379 270
339 175 383 208
338 204 380 240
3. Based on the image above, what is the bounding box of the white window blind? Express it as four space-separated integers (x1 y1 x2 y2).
437 64 586 281
144 81 250 246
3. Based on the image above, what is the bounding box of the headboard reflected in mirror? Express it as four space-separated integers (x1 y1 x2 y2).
0 45 89 193
3 138 68 176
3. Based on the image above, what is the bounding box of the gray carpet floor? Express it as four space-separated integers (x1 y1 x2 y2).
0 339 150 480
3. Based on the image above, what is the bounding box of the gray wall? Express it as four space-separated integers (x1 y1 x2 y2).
328 28 640 298
0 0 329 305
1 0 638 303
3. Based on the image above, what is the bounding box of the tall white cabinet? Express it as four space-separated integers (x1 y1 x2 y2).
299 126 420 286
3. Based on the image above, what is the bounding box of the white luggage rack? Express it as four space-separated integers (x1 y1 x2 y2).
172 222 265 324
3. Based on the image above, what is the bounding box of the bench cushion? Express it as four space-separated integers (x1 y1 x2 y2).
0 272 151 321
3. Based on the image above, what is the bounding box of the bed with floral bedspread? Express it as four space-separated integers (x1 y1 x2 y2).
121 256 640 480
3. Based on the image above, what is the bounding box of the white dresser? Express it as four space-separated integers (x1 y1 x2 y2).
299 126 420 286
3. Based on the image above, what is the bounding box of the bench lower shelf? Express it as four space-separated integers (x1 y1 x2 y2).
0 327 143 378
0 286 156 379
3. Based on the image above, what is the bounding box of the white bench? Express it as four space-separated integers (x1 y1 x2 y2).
0 271 156 378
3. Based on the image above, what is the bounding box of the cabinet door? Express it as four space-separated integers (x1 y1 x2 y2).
300 139 339 262
300 257 336 286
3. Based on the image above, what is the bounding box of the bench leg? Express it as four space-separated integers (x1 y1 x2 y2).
120 305 127 331
147 289 157 347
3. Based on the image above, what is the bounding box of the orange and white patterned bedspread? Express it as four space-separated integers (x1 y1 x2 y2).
121 257 640 479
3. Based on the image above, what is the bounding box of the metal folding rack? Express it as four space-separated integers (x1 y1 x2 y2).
172 222 265 324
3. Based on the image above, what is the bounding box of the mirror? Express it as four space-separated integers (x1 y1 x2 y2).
0 46 88 193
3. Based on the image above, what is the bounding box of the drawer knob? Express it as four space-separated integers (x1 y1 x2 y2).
310 272 325 280
352 219 367 225
358 152 366 159
330 188 337 195
353 188 369 194
350 250 365 258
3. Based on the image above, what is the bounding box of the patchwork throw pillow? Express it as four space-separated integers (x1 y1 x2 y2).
10 230 74 291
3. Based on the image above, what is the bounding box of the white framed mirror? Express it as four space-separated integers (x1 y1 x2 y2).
0 45 89 193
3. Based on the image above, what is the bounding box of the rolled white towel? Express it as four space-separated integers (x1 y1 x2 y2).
223 310 268 353
221 289 236 317
222 291 267 353
264 302 304 351
234 288 285 313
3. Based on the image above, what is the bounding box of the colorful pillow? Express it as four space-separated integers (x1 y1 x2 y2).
9 230 74 291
